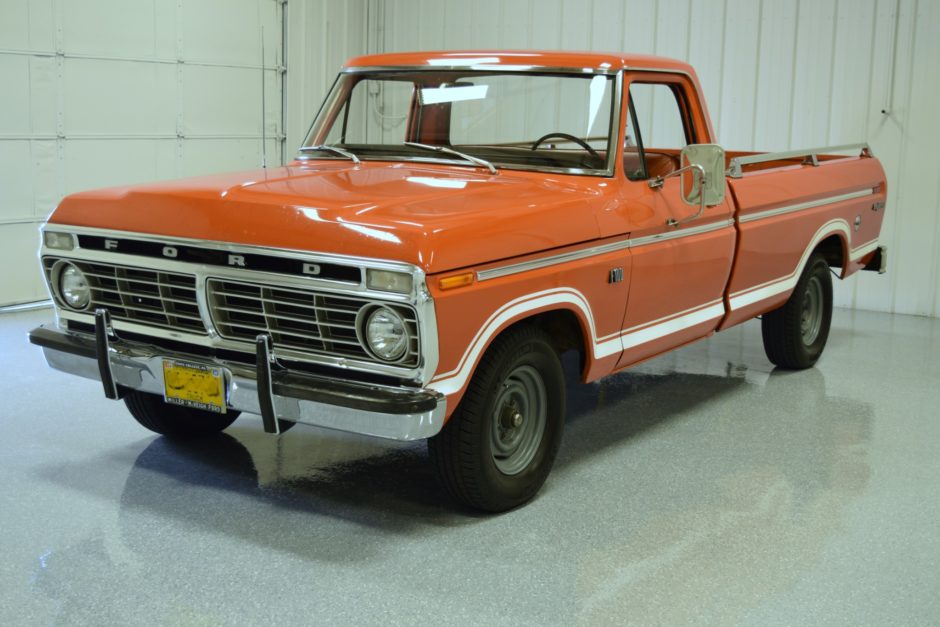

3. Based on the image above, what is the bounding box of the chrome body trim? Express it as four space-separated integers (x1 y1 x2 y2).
295 154 618 178
628 218 734 247
738 189 875 224
39 225 440 385
299 144 361 164
50 225 415 276
476 219 734 281
343 64 621 75
38 340 446 441
728 143 871 178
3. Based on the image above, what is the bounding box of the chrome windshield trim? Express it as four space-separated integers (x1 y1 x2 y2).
476 219 734 281
343 65 621 75
738 189 875 224
294 155 617 178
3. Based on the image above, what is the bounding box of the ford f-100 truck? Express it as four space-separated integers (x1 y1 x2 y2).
30 51 887 511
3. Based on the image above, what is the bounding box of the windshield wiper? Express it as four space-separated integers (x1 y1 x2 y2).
298 144 360 165
404 142 498 175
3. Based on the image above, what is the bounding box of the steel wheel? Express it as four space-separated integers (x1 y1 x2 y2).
428 325 565 512
801 275 824 345
490 364 548 475
762 251 833 369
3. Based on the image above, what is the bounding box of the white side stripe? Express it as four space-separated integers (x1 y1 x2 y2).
429 288 725 396
432 205 881 397
729 219 878 311
620 302 725 350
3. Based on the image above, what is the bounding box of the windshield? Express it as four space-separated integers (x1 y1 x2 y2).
300 70 619 175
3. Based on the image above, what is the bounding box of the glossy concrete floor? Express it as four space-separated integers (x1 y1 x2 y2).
2 307 938 625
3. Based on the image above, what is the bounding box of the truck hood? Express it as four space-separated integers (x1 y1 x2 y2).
49 162 610 274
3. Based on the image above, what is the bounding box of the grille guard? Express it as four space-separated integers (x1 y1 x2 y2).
28 321 446 441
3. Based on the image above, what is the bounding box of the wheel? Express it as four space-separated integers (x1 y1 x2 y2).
124 391 239 438
428 325 565 512
761 251 833 369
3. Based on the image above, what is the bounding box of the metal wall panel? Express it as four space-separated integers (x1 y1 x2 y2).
284 0 369 150
371 0 940 317
0 0 284 306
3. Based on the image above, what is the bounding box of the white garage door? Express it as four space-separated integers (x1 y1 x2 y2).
0 0 284 307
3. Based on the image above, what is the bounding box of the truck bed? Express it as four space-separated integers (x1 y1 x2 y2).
719 144 886 329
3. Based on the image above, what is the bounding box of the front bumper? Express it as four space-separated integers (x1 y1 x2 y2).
29 318 446 441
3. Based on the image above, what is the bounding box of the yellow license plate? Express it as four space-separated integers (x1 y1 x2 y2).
162 359 226 414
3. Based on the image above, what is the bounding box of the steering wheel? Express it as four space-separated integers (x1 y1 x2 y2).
530 132 602 162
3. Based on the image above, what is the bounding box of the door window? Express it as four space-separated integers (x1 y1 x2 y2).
624 82 695 181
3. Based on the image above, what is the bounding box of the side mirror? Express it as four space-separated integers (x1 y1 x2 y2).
648 143 727 227
680 144 726 207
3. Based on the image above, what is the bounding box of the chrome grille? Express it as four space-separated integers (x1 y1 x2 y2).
43 257 206 334
207 278 420 366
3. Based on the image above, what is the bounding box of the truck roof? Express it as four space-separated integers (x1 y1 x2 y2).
343 50 693 74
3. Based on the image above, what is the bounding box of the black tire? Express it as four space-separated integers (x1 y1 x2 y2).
124 391 239 438
428 325 565 512
761 251 833 369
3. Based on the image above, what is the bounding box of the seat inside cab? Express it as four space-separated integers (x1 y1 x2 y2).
624 148 680 180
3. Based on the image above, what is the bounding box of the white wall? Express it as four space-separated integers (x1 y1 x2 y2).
362 0 940 318
285 0 371 151
6 0 938 317
0 0 284 307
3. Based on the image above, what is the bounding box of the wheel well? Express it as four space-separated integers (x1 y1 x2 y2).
815 234 846 270
503 309 587 372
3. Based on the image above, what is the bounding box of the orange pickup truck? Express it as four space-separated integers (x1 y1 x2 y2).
30 51 887 511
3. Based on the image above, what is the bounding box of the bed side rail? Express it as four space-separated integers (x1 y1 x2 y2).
727 143 872 179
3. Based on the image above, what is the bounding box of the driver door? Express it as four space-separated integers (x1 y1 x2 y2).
603 76 736 369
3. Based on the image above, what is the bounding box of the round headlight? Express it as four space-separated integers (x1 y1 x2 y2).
363 306 409 362
58 263 91 309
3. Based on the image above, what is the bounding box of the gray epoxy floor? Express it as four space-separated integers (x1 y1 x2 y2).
1 307 938 625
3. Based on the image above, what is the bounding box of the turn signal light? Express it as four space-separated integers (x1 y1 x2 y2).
438 272 474 290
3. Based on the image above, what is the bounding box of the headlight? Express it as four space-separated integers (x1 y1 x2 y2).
44 231 75 251
57 263 91 309
362 306 409 361
366 269 413 294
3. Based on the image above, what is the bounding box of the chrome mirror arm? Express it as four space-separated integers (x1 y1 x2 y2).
648 163 707 227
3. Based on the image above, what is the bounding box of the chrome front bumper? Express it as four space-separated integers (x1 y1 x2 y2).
29 316 446 441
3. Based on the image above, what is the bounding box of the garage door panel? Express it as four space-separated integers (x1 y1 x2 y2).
63 139 177 195
0 56 31 134
181 138 276 177
181 65 270 136
28 56 58 136
0 223 47 305
0 0 55 50
63 58 177 135
0 1 285 306
31 140 60 218
0 1 31 49
0 142 35 221
181 0 275 66
60 0 162 59
153 0 179 59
